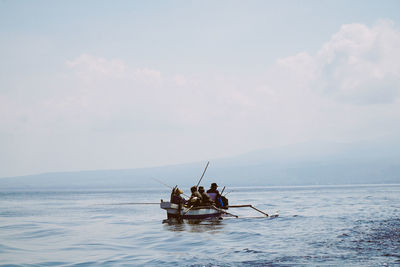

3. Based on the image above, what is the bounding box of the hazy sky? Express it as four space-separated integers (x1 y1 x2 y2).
1 0 400 177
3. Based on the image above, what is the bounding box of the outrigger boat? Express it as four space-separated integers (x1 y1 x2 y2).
107 162 277 221
160 201 227 220
160 201 274 220
108 199 276 221
159 162 278 221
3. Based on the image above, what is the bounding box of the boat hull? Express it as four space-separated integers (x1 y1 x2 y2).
160 201 222 220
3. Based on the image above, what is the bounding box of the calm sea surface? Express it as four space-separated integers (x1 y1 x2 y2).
0 184 399 266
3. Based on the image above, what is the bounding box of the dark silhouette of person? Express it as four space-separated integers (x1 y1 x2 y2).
170 187 185 205
188 186 202 206
198 186 213 205
207 183 223 207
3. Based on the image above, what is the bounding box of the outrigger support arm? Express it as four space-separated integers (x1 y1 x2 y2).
228 205 269 217
211 205 239 218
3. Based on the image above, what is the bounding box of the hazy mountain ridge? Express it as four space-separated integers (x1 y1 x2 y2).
1 141 399 190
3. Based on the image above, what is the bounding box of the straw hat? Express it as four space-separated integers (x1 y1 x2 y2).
175 188 184 195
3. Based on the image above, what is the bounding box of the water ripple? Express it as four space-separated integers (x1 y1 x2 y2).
0 185 399 266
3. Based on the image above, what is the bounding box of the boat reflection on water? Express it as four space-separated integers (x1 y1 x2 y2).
162 218 225 233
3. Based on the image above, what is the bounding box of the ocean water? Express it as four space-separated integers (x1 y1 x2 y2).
0 184 399 266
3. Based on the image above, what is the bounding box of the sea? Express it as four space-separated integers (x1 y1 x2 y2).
0 184 399 266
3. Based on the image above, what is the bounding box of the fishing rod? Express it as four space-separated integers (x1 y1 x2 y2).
105 202 160 205
196 161 210 187
152 177 174 190
220 186 226 195
151 177 190 198
224 190 233 196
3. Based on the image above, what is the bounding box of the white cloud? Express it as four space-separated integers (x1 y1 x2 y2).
279 20 400 105
36 21 400 142
66 54 126 78
322 26 400 103
229 20 400 147
173 74 187 87
1 21 400 177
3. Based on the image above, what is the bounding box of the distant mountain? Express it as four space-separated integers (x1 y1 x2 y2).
1 140 399 190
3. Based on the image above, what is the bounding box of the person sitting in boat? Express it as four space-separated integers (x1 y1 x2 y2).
207 183 220 200
198 186 213 206
207 183 224 208
188 186 202 207
170 187 186 205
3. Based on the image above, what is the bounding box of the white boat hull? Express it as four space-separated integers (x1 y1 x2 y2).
160 201 222 220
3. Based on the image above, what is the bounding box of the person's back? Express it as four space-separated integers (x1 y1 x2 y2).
189 186 202 206
170 188 185 205
198 186 213 206
207 183 224 207
206 183 220 202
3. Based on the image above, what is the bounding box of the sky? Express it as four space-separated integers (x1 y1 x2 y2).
1 0 400 178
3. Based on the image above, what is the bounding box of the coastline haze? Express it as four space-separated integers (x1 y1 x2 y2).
1 139 399 190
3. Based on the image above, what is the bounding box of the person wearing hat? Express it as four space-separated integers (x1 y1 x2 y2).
170 187 186 205
207 183 220 194
207 183 222 207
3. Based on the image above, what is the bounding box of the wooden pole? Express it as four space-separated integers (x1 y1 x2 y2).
228 205 269 217
196 161 210 187
220 186 226 195
228 205 252 208
182 205 194 215
250 205 269 217
212 205 238 218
